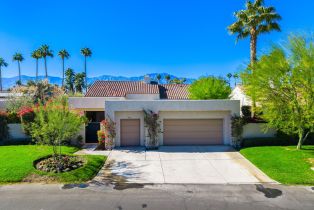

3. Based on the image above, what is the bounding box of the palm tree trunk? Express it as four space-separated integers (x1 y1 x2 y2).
84 56 87 92
44 57 48 79
18 61 21 84
0 68 2 91
36 59 38 81
250 31 257 118
62 59 65 87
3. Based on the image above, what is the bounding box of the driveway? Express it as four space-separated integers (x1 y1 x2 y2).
98 146 275 184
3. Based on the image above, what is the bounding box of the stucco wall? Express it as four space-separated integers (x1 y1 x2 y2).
0 99 7 111
69 97 124 111
230 86 251 107
243 123 276 139
106 100 240 146
8 124 29 140
126 94 160 100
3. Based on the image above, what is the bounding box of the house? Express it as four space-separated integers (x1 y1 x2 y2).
69 76 240 146
229 85 252 108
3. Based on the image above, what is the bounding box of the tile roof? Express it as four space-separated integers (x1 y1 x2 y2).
85 81 160 97
159 84 190 100
85 81 190 99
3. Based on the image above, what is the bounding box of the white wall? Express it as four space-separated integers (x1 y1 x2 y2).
68 97 124 110
243 123 276 139
230 86 252 107
8 124 29 140
126 94 160 100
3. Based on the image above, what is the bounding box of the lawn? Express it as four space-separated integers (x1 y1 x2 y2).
0 145 106 184
240 146 314 185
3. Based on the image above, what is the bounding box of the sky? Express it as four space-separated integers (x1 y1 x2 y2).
0 0 313 79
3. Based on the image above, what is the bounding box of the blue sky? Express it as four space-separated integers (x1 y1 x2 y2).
0 0 313 79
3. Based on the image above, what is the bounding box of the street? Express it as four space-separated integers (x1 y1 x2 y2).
0 183 313 210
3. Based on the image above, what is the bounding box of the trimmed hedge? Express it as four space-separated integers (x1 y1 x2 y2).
242 133 314 148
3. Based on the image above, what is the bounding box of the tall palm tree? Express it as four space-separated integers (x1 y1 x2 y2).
156 74 162 84
228 0 281 116
233 73 239 87
31 49 42 81
74 72 86 93
39 44 54 79
80 48 92 91
226 73 233 86
65 68 75 93
0 58 8 91
165 74 171 84
58 49 70 87
13 53 24 84
228 0 281 65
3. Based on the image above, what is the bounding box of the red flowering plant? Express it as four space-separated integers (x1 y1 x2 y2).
97 130 107 150
96 117 116 150
18 106 35 135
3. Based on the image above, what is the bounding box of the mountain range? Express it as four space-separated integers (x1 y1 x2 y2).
1 73 195 90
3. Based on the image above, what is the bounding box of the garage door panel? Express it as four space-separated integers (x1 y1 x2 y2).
120 119 140 146
163 119 223 145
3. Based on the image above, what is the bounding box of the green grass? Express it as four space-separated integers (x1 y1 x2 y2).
0 145 106 184
240 146 314 185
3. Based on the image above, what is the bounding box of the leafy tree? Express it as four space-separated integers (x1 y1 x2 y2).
241 36 314 149
58 49 70 87
0 58 8 91
31 49 42 81
13 53 24 84
156 74 162 83
165 74 171 84
226 73 233 86
65 68 75 93
170 78 186 84
80 48 92 91
31 96 86 170
228 0 281 115
39 44 54 78
74 72 86 93
233 73 239 86
189 76 231 100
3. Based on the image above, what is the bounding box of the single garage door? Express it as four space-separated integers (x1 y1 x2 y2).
120 119 140 146
163 119 223 145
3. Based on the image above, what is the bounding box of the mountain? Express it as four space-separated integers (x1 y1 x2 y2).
1 73 195 90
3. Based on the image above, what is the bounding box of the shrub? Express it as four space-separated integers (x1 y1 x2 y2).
143 110 161 149
0 111 9 141
18 106 35 135
6 112 20 123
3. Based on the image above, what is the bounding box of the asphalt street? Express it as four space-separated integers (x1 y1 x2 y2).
0 183 313 210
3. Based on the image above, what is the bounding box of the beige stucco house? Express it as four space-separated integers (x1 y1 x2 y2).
69 77 240 146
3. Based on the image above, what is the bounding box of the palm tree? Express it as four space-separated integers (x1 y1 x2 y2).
233 73 239 87
39 44 53 79
31 49 42 81
165 74 171 84
228 0 281 116
80 48 92 91
58 49 70 87
228 0 281 65
226 73 233 86
13 53 24 84
65 68 75 93
156 74 162 84
74 72 86 93
0 58 8 91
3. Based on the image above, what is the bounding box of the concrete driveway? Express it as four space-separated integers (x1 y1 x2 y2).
99 146 275 184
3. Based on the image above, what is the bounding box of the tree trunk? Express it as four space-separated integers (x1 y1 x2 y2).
0 68 2 91
44 57 48 79
18 61 21 84
36 59 38 81
84 56 87 92
297 131 310 150
62 59 65 87
250 30 258 118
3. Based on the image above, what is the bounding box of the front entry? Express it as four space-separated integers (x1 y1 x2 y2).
85 122 100 143
120 119 140 146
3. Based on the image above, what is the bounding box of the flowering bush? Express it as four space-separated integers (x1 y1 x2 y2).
97 118 116 150
0 111 9 141
143 109 161 149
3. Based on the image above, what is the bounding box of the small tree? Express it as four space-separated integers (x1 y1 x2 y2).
241 36 314 149
189 76 231 100
31 96 86 169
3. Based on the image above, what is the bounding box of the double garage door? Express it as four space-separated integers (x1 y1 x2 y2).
120 119 224 146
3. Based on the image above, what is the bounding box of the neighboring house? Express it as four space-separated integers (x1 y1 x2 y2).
229 85 252 108
69 76 240 146
0 91 23 111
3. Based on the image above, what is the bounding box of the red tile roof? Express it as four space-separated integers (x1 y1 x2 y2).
85 81 160 97
159 84 190 100
85 81 190 99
